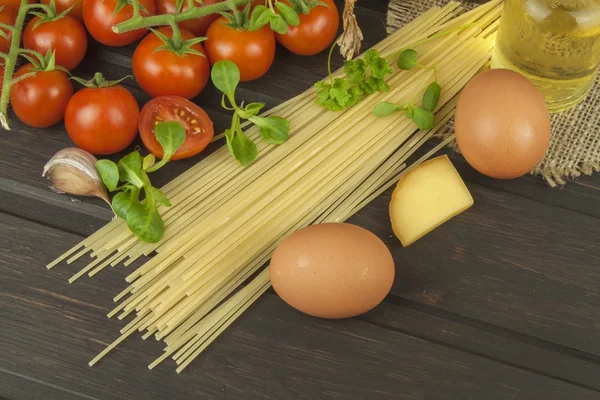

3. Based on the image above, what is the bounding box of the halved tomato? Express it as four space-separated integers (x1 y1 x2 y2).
139 96 214 160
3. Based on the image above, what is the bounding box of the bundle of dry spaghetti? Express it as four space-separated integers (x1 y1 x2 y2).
48 0 502 372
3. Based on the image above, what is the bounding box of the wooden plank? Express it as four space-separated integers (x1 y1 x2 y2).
1 213 597 400
0 369 93 400
348 177 600 357
0 177 111 236
360 303 600 391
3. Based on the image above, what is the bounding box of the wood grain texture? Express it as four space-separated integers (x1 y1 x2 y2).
1 213 598 400
349 179 600 357
1 0 600 398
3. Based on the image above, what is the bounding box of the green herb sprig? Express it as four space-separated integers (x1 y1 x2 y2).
315 48 393 111
249 0 327 34
313 22 474 116
95 122 186 243
211 60 290 166
372 49 441 130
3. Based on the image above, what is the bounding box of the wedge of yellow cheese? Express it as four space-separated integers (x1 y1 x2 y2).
390 155 474 247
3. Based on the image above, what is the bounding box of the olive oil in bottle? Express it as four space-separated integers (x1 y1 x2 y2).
492 0 600 112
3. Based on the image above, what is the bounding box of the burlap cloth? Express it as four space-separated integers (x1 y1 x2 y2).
386 0 600 186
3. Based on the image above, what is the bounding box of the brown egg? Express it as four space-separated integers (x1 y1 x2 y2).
455 69 551 179
270 223 395 319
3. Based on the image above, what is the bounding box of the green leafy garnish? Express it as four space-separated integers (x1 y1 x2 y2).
372 79 439 130
211 60 290 166
370 47 441 131
96 122 186 243
315 49 393 112
249 0 323 33
397 49 420 70
372 102 404 118
422 81 441 112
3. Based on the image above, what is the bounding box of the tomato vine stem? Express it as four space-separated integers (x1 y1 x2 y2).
0 0 31 130
113 0 254 33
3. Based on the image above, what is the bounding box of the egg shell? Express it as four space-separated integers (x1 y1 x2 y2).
455 69 551 179
270 223 395 319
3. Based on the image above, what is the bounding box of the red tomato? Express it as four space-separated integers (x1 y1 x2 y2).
23 15 87 71
10 64 73 128
205 16 275 82
0 5 16 54
132 27 210 99
0 0 35 6
139 96 214 160
275 0 339 56
155 0 220 37
65 84 140 155
41 0 83 20
83 0 156 47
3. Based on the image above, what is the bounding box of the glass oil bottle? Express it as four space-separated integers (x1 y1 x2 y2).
492 0 600 112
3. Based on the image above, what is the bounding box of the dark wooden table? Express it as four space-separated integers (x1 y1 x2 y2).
2 1 600 399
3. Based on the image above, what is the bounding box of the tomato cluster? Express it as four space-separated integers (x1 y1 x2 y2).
3 0 339 160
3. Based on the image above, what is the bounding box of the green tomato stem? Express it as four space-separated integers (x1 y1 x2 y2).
326 38 338 84
167 16 182 49
19 48 46 64
0 0 30 130
113 0 254 33
0 22 15 32
11 72 36 85
26 2 56 17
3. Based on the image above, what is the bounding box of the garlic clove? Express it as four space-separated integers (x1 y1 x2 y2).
43 147 111 206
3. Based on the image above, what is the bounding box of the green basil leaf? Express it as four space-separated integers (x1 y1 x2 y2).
142 154 156 171
229 130 258 166
147 186 171 207
117 151 145 188
249 115 289 144
96 159 119 191
275 1 300 26
411 106 435 130
397 49 419 70
372 102 402 117
155 121 186 162
249 5 271 31
422 81 441 112
126 200 164 243
269 14 288 35
211 60 240 100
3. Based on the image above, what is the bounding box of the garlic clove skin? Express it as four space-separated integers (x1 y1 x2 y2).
43 147 111 206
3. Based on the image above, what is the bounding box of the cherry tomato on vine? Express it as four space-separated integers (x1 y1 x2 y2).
0 5 16 54
133 26 210 99
10 64 74 128
139 96 214 160
205 15 275 82
23 15 88 71
155 0 220 37
83 0 156 47
274 0 339 56
65 74 140 155
41 0 84 20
